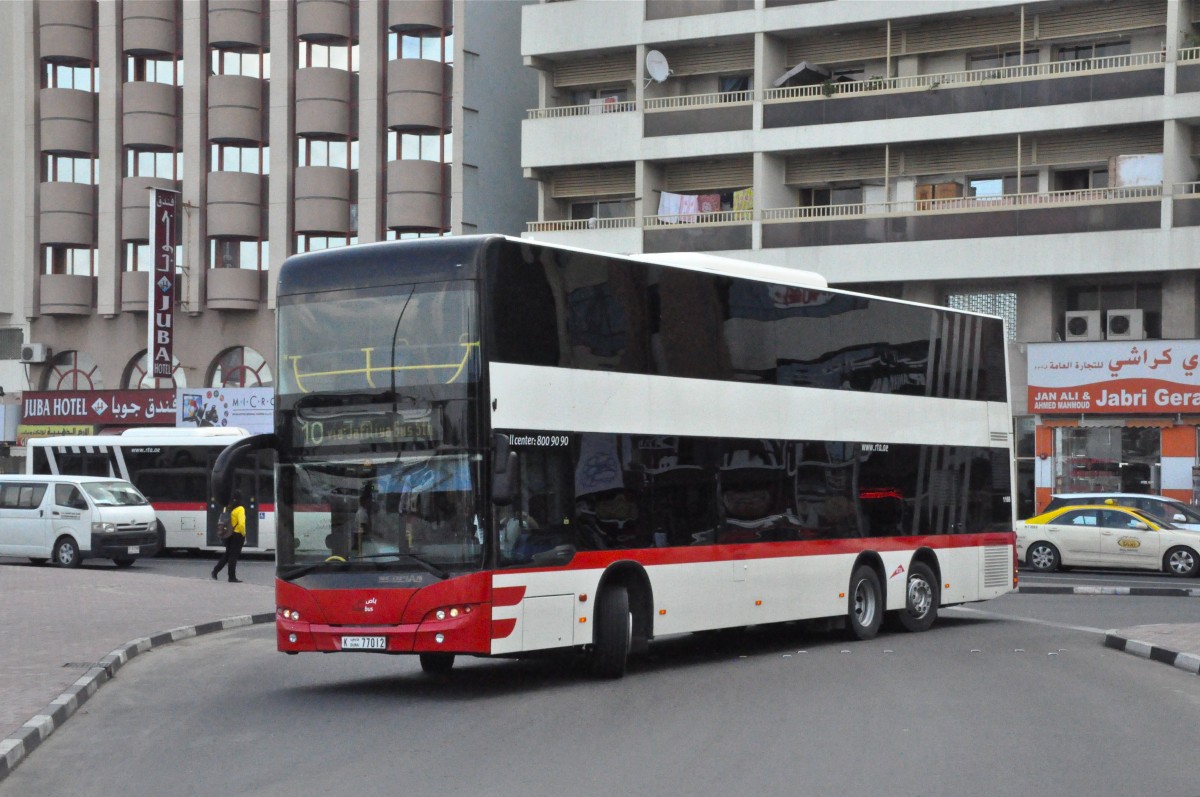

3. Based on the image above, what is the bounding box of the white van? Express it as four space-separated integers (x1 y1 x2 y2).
0 475 159 568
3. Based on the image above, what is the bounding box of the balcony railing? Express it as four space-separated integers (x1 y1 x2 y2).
1176 181 1200 196
645 209 753 226
1181 46 1200 62
643 90 754 111
527 99 638 119
762 185 1163 222
763 50 1166 101
527 216 638 232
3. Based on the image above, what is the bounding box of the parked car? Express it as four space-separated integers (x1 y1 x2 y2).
1017 503 1200 577
0 475 159 568
1044 493 1200 532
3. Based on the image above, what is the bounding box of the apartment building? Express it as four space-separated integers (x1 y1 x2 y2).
0 0 534 456
519 0 1200 516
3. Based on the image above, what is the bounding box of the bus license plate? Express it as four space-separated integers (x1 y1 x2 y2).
341 636 386 650
127 546 140 554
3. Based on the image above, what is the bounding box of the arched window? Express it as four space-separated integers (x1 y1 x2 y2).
210 346 272 387
122 350 187 389
43 351 103 390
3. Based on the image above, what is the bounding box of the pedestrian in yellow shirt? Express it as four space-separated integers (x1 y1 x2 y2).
212 490 247 583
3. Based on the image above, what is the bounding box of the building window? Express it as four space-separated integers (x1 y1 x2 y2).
1055 41 1131 62
570 198 634 220
126 55 183 85
388 30 453 64
43 246 96 277
384 230 446 241
969 50 1039 70
1054 167 1109 191
801 186 863 207
718 74 751 93
209 238 269 270
126 148 182 179
1056 427 1160 494
211 47 270 78
125 241 182 273
297 137 358 169
388 131 450 162
210 346 272 387
43 350 103 390
211 143 269 174
967 174 1037 197
123 350 186 389
945 290 1017 342
43 60 98 92
296 234 357 253
43 155 97 185
298 41 359 72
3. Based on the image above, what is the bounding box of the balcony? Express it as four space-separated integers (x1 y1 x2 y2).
1174 182 1200 228
763 51 1166 128
761 185 1162 248
644 90 753 137
644 209 752 253
1179 46 1200 93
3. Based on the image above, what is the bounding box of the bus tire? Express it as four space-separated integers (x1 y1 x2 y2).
113 557 136 568
847 565 883 641
591 585 631 679
891 562 939 633
155 521 167 555
419 653 455 674
54 536 82 569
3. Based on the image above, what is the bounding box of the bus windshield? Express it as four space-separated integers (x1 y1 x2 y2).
277 282 477 397
277 452 483 577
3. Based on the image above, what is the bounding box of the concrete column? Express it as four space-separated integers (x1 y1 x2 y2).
181 0 205 315
1015 278 1059 343
96 0 120 317
267 0 295 308
356 0 381 243
1162 270 1199 340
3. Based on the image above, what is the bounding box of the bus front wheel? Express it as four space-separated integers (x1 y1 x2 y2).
847 565 883 640
591 585 631 679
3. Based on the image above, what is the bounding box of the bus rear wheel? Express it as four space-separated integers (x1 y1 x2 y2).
419 653 455 674
591 585 631 678
847 565 883 640
891 562 939 633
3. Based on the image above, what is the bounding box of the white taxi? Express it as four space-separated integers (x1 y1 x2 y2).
1017 504 1200 577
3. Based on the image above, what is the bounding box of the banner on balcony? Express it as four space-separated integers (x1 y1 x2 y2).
1028 340 1200 414
148 188 179 379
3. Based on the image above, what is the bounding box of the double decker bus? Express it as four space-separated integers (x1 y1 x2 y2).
28 427 275 553
218 235 1015 677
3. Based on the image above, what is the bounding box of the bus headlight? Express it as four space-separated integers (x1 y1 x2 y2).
92 522 116 534
426 605 474 622
278 608 301 621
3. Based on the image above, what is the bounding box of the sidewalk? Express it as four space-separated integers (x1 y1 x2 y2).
0 565 273 781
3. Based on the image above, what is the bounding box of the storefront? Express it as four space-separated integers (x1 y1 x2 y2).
1027 340 1200 514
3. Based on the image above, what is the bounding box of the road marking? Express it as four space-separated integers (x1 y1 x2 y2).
945 605 1108 635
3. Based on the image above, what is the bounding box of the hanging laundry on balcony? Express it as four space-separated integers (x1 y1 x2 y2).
657 191 683 223
697 194 721 214
732 187 754 211
679 193 699 222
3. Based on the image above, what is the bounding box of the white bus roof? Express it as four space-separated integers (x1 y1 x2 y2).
120 427 250 438
627 252 828 289
27 427 251 447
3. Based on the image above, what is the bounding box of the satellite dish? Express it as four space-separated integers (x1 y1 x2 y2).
645 50 670 84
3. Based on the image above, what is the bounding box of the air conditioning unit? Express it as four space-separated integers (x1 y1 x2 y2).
19 342 50 363
1107 309 1145 341
1064 311 1102 342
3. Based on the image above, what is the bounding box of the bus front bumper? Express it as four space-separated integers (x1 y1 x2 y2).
276 608 494 656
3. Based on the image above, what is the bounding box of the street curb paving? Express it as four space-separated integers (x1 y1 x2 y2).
0 612 274 784
1017 585 1200 597
1104 631 1200 676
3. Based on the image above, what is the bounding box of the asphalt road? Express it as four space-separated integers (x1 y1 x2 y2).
4 589 1200 797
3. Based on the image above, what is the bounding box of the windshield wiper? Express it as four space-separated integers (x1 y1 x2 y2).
278 552 450 582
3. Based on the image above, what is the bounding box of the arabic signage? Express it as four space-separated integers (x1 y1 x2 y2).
21 390 177 428
177 387 275 435
149 187 178 378
16 424 96 446
1028 340 1200 414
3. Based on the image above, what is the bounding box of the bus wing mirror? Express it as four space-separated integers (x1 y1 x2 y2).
212 433 279 508
491 433 515 506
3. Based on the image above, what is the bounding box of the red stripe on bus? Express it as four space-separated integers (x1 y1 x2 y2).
491 618 517 640
505 531 1014 573
491 586 526 607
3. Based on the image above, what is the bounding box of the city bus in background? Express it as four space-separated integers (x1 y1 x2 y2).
27 427 275 553
216 235 1015 678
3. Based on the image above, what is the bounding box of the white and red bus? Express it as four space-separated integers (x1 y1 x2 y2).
219 236 1015 677
28 427 275 553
